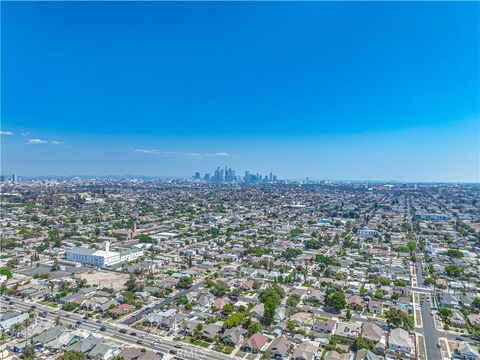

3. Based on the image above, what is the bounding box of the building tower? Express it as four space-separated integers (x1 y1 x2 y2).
102 241 110 252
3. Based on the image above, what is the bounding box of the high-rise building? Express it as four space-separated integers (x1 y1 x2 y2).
11 174 18 183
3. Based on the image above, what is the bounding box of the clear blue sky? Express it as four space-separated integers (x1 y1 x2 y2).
1 2 479 181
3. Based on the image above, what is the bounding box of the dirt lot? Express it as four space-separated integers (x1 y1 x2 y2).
78 270 129 291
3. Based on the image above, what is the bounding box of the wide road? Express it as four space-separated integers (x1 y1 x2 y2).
415 258 443 360
1 297 231 360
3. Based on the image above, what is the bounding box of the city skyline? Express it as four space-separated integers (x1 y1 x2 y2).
1 2 479 182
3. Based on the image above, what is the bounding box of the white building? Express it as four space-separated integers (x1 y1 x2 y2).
66 241 142 268
120 247 144 263
358 229 377 237
0 312 29 331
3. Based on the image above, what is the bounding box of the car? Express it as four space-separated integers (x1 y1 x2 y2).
30 305 37 310
169 350 177 355
119 329 127 334
174 344 182 348
8 301 14 305
96 319 102 323
456 337 463 341
437 344 441 348
75 320 82 328
130 332 137 336
136 340 143 344
100 325 107 331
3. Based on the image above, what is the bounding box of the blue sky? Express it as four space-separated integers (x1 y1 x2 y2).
1 2 479 181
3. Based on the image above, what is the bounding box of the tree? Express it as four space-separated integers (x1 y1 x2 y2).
62 302 79 311
259 285 285 304
287 321 295 332
193 324 203 339
11 322 22 337
51 259 60 271
385 308 413 330
0 267 13 280
263 298 277 325
286 294 301 308
223 312 245 329
446 249 463 258
325 290 346 313
75 278 87 290
247 321 262 337
211 280 230 297
283 248 302 261
353 336 373 351
346 309 352 320
315 255 339 266
210 227 220 237
445 265 464 278
177 276 193 289
54 316 62 326
58 351 85 360
374 288 383 300
472 297 480 309
438 307 452 321
222 303 233 316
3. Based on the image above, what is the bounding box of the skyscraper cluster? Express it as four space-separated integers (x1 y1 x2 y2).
193 166 277 183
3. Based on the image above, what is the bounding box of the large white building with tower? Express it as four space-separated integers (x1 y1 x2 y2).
67 241 143 268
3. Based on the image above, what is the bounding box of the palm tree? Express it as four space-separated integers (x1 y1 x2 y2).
0 330 8 360
11 322 22 337
54 316 62 326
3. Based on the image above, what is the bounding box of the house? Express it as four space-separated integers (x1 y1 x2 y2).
455 342 480 360
222 326 247 346
66 335 102 354
361 323 384 343
312 319 337 334
212 297 231 310
251 303 265 320
307 290 324 303
388 328 413 355
197 292 215 307
202 323 222 340
324 350 350 360
268 336 290 360
0 312 29 331
368 301 383 315
467 314 480 330
109 303 135 316
334 322 361 340
354 349 381 360
181 320 201 336
292 341 318 360
348 295 364 309
88 342 121 360
439 293 460 308
242 333 269 353
450 311 466 328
